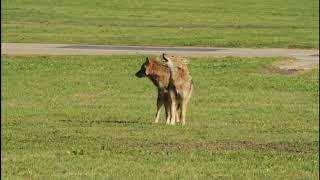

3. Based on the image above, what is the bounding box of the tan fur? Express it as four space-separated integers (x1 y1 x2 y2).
163 53 193 126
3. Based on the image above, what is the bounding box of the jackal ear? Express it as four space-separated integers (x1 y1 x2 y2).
146 57 150 63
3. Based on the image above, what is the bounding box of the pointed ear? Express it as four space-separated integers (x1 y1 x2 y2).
145 57 150 63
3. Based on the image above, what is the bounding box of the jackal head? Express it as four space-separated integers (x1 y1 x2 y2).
163 53 189 70
162 53 175 70
135 56 160 78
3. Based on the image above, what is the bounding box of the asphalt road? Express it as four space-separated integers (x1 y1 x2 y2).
1 43 319 70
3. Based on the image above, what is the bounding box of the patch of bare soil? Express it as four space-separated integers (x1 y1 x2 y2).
141 142 316 154
270 59 319 74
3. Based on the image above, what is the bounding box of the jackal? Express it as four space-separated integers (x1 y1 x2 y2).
162 53 193 126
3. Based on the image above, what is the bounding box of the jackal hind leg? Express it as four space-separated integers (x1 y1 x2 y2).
180 94 191 126
180 100 187 126
180 83 193 126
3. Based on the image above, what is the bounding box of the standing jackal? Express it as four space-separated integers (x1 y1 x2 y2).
162 53 193 126
135 56 186 124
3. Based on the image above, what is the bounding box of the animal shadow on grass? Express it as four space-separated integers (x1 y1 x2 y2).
59 119 150 125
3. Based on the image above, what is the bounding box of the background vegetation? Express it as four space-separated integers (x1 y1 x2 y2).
2 0 319 48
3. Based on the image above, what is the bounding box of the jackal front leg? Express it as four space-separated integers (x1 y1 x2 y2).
154 95 163 123
169 91 176 125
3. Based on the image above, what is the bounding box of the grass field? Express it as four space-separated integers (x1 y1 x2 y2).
1 55 319 179
2 0 319 48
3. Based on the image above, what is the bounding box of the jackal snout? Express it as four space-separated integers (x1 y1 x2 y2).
162 53 170 62
135 68 146 78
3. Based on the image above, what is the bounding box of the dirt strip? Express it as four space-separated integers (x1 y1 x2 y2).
1 43 318 70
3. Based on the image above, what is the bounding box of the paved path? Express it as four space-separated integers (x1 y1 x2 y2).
2 43 319 70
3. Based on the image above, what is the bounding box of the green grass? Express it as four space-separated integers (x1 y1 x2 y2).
1 0 319 48
1 55 319 179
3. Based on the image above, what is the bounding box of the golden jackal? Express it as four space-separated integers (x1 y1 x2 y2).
162 53 193 126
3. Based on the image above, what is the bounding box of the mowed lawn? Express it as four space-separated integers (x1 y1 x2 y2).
2 0 319 48
1 55 319 179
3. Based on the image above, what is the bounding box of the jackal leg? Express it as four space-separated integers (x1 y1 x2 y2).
180 100 188 126
169 90 176 125
180 85 193 126
175 103 180 123
154 95 163 123
165 100 170 124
